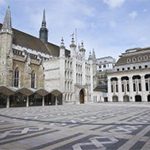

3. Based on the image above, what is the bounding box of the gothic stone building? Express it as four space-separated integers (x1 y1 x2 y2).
0 7 96 108
44 39 97 104
107 48 150 102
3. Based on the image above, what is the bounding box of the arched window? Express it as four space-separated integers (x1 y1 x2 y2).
31 71 36 88
14 67 19 87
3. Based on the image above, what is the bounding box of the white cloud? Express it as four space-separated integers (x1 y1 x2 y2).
103 0 125 8
129 11 138 19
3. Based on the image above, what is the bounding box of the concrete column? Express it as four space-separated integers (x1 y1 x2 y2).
118 77 122 102
107 77 111 102
141 75 146 102
129 76 134 102
6 96 10 108
42 96 45 106
55 96 58 105
141 75 145 92
26 96 29 107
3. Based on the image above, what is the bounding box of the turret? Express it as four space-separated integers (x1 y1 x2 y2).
79 41 86 57
88 51 92 60
70 34 76 57
39 9 48 43
59 37 65 57
1 6 12 34
0 6 13 86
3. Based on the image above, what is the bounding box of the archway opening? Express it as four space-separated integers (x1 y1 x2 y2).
135 95 142 102
112 95 118 102
148 95 150 102
29 93 42 106
51 90 63 105
10 93 27 107
0 93 7 108
79 89 85 104
123 95 129 102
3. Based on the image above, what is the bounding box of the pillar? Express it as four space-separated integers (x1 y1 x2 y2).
26 96 29 107
42 96 45 106
129 76 134 102
6 96 10 108
141 75 146 102
107 77 111 102
118 77 122 102
55 96 58 105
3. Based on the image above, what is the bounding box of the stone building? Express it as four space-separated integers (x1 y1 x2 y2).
44 38 97 104
0 7 96 107
107 48 150 102
92 56 115 103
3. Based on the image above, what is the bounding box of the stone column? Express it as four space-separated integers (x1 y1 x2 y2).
55 96 58 105
118 77 122 102
107 77 112 102
129 76 134 102
26 96 29 107
141 75 146 102
6 96 10 108
42 96 45 106
141 75 145 92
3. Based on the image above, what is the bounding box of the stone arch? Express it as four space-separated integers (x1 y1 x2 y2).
79 89 85 104
123 95 129 102
135 95 142 102
112 95 118 102
147 95 150 102
51 90 63 105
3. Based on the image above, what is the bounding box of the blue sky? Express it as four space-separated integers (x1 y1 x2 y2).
0 0 150 59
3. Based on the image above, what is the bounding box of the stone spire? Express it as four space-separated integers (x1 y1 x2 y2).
1 6 12 34
79 41 86 52
88 51 92 60
92 49 96 59
60 37 65 49
42 9 46 27
59 37 65 57
70 33 76 48
39 9 48 43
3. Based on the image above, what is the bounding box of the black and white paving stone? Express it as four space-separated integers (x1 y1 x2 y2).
0 103 150 150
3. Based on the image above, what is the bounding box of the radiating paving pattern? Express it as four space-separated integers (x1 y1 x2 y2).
0 103 150 150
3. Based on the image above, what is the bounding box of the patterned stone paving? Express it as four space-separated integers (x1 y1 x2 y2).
0 103 150 150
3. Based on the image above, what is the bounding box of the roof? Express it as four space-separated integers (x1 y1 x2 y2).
93 85 107 92
0 23 70 57
116 47 150 66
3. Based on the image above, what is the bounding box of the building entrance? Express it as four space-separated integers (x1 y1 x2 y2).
79 89 85 104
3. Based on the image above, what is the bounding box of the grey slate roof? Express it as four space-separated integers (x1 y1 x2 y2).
115 48 150 66
0 23 70 57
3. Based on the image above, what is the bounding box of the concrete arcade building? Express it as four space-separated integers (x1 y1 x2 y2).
107 48 150 102
0 7 96 108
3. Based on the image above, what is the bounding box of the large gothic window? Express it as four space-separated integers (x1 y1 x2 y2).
14 67 19 87
31 71 36 88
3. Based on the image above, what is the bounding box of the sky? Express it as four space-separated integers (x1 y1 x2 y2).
0 0 150 59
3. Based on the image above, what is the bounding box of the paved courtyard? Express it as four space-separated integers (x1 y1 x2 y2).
0 103 150 150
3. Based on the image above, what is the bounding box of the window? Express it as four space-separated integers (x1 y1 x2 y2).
133 66 136 70
122 84 124 92
122 68 125 71
145 65 148 68
133 82 136 91
14 67 19 87
111 84 113 92
117 68 119 71
127 67 130 70
31 71 36 88
139 66 142 69
146 82 148 91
